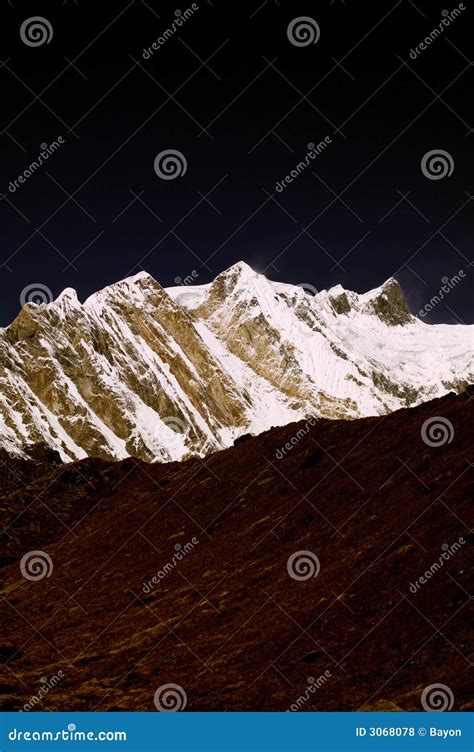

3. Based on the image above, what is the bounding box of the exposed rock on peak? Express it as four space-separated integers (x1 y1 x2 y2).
203 261 262 304
324 278 413 325
364 278 413 326
0 264 472 463
328 291 351 316
5 306 40 343
84 271 163 310
219 260 256 281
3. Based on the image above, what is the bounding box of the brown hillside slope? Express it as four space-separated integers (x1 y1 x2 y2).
0 389 472 711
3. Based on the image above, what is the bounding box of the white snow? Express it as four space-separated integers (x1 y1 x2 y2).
0 262 472 463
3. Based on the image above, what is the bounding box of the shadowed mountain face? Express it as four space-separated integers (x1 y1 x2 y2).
0 444 61 496
0 389 472 711
1 262 473 463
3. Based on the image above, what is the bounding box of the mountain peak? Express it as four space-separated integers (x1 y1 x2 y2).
381 277 400 289
0 264 471 464
222 260 255 277
205 261 265 303
125 270 156 285
6 305 39 343
83 271 162 309
363 277 413 326
54 288 80 309
325 278 413 325
217 261 258 286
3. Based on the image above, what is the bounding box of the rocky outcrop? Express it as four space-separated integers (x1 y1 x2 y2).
365 279 413 326
0 263 472 463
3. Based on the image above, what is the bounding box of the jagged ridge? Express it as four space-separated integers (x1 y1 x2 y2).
0 262 472 462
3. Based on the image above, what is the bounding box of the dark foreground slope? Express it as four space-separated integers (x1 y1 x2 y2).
0 390 472 711
0 444 61 496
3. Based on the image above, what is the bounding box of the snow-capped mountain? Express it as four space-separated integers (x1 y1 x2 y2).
0 262 472 462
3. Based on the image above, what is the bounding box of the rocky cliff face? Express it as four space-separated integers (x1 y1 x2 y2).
0 262 472 462
0 273 253 462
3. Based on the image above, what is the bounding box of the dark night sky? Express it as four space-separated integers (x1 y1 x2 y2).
0 0 472 326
